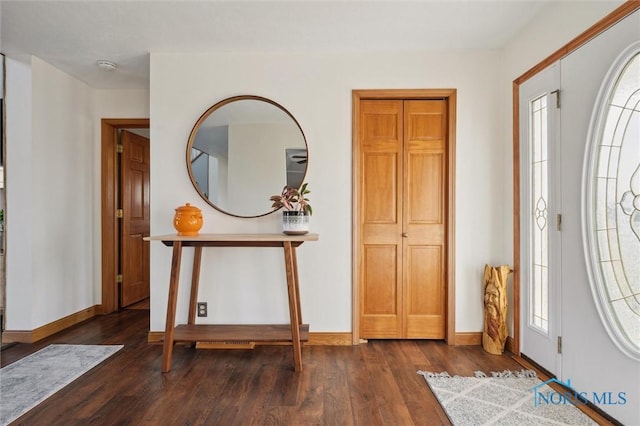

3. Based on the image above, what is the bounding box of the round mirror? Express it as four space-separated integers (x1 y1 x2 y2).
186 95 308 217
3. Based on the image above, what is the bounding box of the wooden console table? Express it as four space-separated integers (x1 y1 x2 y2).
145 233 318 373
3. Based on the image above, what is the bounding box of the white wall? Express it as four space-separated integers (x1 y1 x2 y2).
5 56 93 329
149 50 507 333
4 56 149 331
5 56 34 330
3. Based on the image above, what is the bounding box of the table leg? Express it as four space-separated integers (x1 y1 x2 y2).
187 246 203 325
291 246 302 324
283 241 302 372
162 241 183 373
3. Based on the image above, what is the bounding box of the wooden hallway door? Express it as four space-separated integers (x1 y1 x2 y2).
358 98 448 339
101 118 149 314
119 130 150 307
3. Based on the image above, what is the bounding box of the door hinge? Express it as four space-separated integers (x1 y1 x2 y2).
551 89 560 108
116 274 123 283
556 213 562 231
116 209 124 218
557 336 562 354
116 144 123 154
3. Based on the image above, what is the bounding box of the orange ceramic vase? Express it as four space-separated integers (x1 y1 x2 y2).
173 203 203 236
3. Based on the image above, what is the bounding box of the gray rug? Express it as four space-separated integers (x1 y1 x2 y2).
0 344 123 425
418 370 598 426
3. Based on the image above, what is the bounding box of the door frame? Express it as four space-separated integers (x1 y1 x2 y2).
101 118 150 314
351 89 457 345
511 2 639 356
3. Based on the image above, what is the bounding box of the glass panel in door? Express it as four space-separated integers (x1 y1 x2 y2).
519 63 561 375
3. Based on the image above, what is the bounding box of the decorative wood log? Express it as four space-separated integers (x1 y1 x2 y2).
482 264 512 355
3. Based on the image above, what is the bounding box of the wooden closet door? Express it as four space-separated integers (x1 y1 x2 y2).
359 100 404 338
403 100 446 338
359 99 446 339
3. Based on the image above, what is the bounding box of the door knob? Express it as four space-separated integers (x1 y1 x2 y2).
402 232 408 238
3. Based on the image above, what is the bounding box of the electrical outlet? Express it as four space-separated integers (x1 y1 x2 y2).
197 302 207 317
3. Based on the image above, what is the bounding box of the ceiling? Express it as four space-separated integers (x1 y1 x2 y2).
1 0 559 90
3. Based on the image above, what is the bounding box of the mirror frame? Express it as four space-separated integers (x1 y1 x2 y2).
186 95 308 218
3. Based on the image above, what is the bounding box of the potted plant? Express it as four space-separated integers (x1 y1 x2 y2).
270 183 312 234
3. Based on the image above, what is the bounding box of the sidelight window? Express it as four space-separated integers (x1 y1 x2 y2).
530 94 549 333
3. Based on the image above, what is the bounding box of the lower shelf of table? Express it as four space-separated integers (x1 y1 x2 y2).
172 324 309 343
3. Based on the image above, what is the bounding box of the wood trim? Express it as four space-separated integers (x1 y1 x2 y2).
1 305 100 343
351 89 457 345
351 89 459 100
148 331 354 346
1 330 32 344
101 121 117 314
147 331 164 344
514 1 640 86
351 91 361 345
307 332 352 346
452 333 515 351
505 335 515 354
101 118 150 314
512 80 521 356
446 91 457 346
511 1 638 357
454 332 481 346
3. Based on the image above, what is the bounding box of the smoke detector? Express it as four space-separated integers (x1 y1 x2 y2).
97 60 117 71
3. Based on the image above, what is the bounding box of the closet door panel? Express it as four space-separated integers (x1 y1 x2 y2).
403 100 447 338
405 245 445 338
362 153 398 225
406 152 443 225
360 100 404 338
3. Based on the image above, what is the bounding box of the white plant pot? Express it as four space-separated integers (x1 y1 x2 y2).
282 211 310 235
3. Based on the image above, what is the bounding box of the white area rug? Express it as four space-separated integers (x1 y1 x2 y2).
0 344 123 425
418 370 598 426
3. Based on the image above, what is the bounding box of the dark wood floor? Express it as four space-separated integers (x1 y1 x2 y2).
1 310 524 425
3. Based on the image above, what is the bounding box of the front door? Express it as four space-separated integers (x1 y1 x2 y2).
119 130 150 307
519 64 561 375
358 98 447 339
